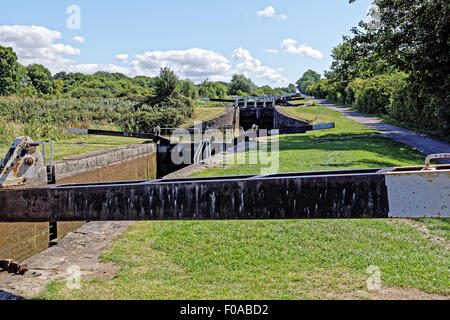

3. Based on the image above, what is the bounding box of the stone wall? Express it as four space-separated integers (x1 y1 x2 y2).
273 106 309 129
189 107 238 131
55 143 156 180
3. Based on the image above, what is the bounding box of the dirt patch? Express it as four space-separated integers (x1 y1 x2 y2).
326 284 449 300
0 221 133 299
366 286 449 300
82 263 120 281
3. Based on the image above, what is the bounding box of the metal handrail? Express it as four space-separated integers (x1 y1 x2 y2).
194 140 212 165
424 153 450 170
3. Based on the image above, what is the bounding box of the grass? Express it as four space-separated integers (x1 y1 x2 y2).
191 105 425 177
286 99 314 106
180 106 225 128
39 219 449 300
36 104 449 300
416 218 450 242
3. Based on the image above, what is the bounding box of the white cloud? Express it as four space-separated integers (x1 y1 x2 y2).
281 39 324 59
0 24 291 84
67 63 129 74
72 36 85 44
232 47 287 84
257 6 287 21
130 48 232 83
265 49 278 54
0 25 80 72
115 54 129 62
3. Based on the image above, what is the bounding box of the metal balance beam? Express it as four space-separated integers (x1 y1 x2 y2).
0 159 448 222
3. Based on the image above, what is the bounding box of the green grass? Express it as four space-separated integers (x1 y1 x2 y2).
415 219 450 242
39 219 449 300
191 105 424 177
181 106 225 128
286 100 306 106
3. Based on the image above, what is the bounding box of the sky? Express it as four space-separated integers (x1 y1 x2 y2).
0 0 373 87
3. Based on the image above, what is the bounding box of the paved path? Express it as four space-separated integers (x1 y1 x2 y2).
317 100 450 164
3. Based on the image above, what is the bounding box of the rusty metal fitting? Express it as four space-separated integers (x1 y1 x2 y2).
25 157 34 166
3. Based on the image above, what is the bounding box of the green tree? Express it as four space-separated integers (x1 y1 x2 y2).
178 80 198 99
198 80 227 99
27 64 54 95
288 84 297 93
296 70 321 93
155 67 178 101
349 0 450 133
0 46 20 95
228 74 256 96
54 79 64 96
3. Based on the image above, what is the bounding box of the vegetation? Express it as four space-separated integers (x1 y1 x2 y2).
304 0 449 139
296 70 320 93
180 106 225 128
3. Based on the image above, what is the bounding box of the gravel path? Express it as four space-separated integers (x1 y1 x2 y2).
318 100 450 164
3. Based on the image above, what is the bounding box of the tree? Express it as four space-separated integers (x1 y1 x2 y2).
178 80 198 99
349 0 450 133
54 79 64 96
27 64 54 94
228 74 256 96
155 67 178 101
198 80 227 99
0 46 20 95
296 70 321 93
288 84 297 93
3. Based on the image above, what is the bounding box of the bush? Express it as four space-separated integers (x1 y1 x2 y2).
0 116 21 144
353 75 391 113
345 78 364 105
389 79 446 133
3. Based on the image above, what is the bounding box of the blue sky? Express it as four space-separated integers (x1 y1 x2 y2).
0 0 373 86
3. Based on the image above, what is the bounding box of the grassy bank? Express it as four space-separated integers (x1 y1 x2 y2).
40 219 449 299
180 106 225 128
